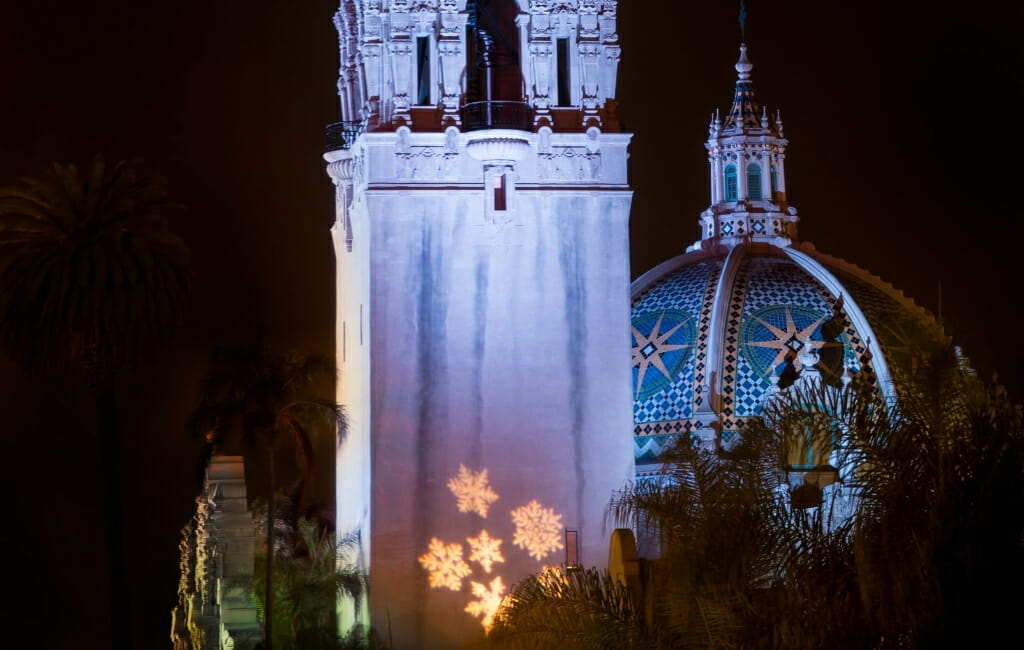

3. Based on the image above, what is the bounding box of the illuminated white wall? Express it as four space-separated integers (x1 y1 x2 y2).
327 125 634 647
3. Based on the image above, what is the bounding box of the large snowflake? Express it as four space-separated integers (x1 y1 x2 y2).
447 464 499 518
510 499 564 561
467 530 505 573
418 537 471 591
464 576 507 631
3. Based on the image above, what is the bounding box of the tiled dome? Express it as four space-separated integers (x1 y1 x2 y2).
630 241 941 469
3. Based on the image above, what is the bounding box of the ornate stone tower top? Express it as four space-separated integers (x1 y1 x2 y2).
330 0 622 138
691 42 799 251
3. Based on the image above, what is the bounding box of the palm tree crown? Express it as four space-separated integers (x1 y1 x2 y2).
0 156 190 650
0 156 190 377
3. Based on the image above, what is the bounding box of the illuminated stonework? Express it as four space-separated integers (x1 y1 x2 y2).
464 576 508 632
447 464 499 518
329 2 635 645
511 499 565 561
467 530 505 574
418 537 472 591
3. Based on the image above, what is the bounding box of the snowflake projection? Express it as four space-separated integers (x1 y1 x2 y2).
467 530 505 573
418 537 471 591
464 576 507 631
510 499 564 561
447 464 499 518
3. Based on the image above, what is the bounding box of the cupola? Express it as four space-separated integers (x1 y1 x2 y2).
691 43 797 251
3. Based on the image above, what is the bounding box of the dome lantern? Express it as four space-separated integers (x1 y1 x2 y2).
692 43 797 252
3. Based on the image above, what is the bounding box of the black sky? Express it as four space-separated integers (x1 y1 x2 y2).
2 1 1022 647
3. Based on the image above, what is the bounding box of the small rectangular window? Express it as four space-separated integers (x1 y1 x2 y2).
416 36 431 105
493 174 507 211
556 38 570 107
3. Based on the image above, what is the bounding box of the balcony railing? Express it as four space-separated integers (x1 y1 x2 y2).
461 101 531 133
326 121 364 152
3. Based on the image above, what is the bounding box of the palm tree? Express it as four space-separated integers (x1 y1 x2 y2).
0 157 190 650
189 342 345 649
483 566 650 649
849 342 1024 648
251 510 364 649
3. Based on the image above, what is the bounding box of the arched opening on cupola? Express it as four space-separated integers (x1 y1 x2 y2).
783 408 835 471
725 164 738 201
747 163 762 200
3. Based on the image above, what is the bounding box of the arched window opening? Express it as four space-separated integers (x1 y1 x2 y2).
416 36 431 106
783 408 834 471
466 0 523 104
747 163 762 200
724 164 738 202
770 164 779 199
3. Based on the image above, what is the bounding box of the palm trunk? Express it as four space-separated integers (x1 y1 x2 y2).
265 447 275 649
96 380 131 650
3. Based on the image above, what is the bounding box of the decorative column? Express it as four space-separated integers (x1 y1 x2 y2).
438 1 465 125
388 7 414 124
599 0 620 107
760 149 771 201
736 149 747 201
328 155 356 252
578 0 601 125
360 2 385 126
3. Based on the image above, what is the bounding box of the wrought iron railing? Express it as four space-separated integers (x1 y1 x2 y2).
326 121 364 151
461 101 531 133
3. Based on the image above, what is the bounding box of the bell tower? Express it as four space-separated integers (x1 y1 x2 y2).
325 1 633 646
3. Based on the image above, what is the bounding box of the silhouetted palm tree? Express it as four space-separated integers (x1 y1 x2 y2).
483 566 650 649
189 343 344 650
251 511 364 649
849 342 1024 648
0 157 190 650
498 338 1024 649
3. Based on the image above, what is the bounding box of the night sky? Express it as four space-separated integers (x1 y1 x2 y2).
2 1 1022 647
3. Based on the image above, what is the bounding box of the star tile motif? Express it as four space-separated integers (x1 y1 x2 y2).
632 310 694 398
745 306 839 375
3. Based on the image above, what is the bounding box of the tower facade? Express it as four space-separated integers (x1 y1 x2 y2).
325 1 633 646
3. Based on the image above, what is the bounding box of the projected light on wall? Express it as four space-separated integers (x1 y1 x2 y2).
418 463 567 631
418 538 472 590
511 499 565 561
447 464 499 517
468 530 504 573
465 577 507 631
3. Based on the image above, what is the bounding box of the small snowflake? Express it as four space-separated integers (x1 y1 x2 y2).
511 499 564 561
418 537 471 591
447 464 499 518
464 576 507 631
467 530 505 573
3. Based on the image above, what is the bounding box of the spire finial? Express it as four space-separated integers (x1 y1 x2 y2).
739 1 747 43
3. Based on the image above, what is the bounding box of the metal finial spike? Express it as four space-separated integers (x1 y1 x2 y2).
739 1 747 43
